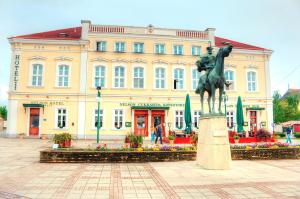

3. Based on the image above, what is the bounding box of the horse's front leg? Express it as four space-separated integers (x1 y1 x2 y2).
211 86 216 113
218 88 223 114
200 91 204 114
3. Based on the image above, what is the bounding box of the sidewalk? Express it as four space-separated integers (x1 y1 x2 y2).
0 138 299 198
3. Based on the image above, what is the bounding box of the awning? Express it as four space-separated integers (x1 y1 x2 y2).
246 107 265 111
131 106 169 110
23 104 45 113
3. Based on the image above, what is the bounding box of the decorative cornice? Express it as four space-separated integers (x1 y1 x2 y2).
28 56 47 60
170 61 187 65
152 59 169 64
8 38 88 46
245 65 258 69
90 57 110 62
55 56 73 61
111 58 130 63
225 64 236 68
131 58 147 63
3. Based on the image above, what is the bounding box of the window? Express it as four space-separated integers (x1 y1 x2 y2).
174 68 184 89
175 110 184 129
173 45 183 55
192 69 200 90
133 67 144 88
95 66 105 88
114 66 125 88
56 108 67 128
191 46 201 56
155 44 165 54
94 109 103 128
226 111 234 128
32 64 43 86
155 68 165 89
247 71 257 92
193 110 201 128
96 41 106 51
114 109 123 129
114 42 125 52
133 43 144 53
57 65 69 87
225 70 235 90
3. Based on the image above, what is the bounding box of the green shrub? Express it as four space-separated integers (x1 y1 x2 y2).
275 132 286 138
294 133 300 138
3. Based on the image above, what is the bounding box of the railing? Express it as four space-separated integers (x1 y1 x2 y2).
89 25 124 33
176 31 208 39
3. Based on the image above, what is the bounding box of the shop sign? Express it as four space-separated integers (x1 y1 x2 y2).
125 122 131 127
13 54 20 91
120 102 184 107
30 101 64 107
227 105 264 109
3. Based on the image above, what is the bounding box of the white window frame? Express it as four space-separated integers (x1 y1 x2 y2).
226 110 235 129
224 69 236 91
154 43 165 54
133 42 144 53
174 110 184 130
246 69 258 92
112 109 124 130
56 62 71 87
54 107 68 129
114 42 126 52
132 66 145 89
193 110 201 128
29 61 45 87
93 109 104 129
191 45 201 56
93 65 106 88
96 41 107 52
173 44 184 55
191 68 200 91
112 65 126 88
173 66 185 90
153 66 167 89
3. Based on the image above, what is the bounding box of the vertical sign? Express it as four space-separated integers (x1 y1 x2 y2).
13 54 20 91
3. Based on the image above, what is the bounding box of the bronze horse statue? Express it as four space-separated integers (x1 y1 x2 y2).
196 43 233 114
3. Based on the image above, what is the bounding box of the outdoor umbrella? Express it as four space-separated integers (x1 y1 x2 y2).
184 94 192 134
236 96 244 132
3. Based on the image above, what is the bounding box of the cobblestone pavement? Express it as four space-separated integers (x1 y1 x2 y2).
0 138 300 199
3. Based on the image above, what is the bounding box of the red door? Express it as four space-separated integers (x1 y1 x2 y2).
249 111 257 136
134 110 148 136
151 110 165 137
29 108 40 136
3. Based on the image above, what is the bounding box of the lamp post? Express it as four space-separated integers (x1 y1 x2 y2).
222 91 228 115
96 86 101 144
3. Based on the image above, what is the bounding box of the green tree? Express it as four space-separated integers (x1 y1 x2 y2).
0 106 7 120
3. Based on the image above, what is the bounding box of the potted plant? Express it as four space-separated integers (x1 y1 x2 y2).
168 134 175 145
190 132 198 146
53 133 64 148
128 133 138 148
18 133 25 139
233 135 240 144
62 133 72 148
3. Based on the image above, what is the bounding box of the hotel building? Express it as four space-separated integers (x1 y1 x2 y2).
7 20 273 139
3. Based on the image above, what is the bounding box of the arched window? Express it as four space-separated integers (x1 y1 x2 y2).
247 71 257 92
224 70 235 90
94 66 105 88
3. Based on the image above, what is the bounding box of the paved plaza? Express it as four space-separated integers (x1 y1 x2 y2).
0 138 300 199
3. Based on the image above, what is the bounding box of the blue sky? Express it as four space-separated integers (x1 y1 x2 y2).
0 0 299 105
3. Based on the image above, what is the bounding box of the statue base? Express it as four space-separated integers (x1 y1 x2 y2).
197 115 231 170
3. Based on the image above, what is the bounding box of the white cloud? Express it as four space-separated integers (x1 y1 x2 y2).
0 84 8 105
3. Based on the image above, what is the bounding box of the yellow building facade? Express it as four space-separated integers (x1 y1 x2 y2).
7 20 273 139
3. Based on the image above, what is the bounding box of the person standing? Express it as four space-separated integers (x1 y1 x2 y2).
150 125 155 144
286 125 292 144
155 123 163 144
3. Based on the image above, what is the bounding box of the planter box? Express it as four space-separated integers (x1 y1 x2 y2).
40 148 300 163
40 150 196 163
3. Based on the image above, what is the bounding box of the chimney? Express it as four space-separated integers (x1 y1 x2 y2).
81 20 91 40
205 28 216 47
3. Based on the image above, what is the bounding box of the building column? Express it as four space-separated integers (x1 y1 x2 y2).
148 110 151 138
77 101 86 139
6 99 18 137
264 54 273 133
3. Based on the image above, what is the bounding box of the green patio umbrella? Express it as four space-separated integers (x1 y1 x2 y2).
236 96 244 132
184 94 192 134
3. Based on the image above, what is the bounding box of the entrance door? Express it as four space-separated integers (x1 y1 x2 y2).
134 110 148 136
29 108 40 136
249 111 257 136
151 110 165 137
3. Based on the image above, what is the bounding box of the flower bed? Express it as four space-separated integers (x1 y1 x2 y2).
40 143 300 163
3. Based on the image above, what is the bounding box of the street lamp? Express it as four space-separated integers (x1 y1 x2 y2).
222 91 229 115
96 86 101 144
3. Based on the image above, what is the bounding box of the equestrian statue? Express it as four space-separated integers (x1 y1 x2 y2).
195 42 233 114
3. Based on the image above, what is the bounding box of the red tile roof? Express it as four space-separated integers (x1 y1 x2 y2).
10 26 269 51
11 27 82 40
215 36 269 51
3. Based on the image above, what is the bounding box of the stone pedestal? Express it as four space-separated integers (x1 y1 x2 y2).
197 115 231 170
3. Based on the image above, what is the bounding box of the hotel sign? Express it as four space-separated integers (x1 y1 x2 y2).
13 54 20 91
120 102 184 107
